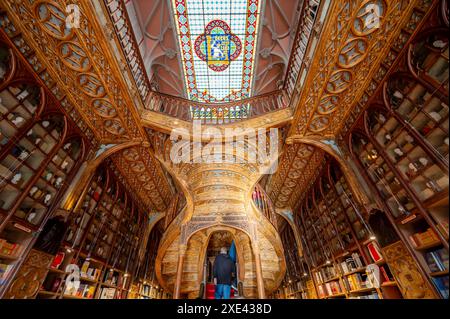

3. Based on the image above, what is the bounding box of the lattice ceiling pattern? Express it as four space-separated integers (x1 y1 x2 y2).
266 143 325 209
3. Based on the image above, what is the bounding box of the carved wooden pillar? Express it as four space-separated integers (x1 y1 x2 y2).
173 244 187 299
3 249 54 299
252 242 266 299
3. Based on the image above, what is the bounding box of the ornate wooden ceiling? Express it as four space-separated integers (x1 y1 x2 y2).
0 0 438 217
0 0 173 211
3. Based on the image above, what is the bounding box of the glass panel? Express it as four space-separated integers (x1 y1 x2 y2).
171 0 262 103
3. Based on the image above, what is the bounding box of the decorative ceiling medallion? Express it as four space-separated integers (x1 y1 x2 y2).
194 20 242 72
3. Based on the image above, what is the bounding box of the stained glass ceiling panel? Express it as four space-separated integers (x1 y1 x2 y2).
171 0 262 103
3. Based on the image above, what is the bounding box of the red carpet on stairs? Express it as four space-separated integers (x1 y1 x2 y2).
205 283 215 299
205 284 236 299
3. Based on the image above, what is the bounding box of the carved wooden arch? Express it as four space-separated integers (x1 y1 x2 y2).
195 225 248 284
183 218 253 246
274 208 303 258
66 140 142 212
150 152 193 225
285 135 371 206
137 213 165 265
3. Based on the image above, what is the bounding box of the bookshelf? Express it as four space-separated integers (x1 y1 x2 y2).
0 37 91 298
0 112 86 296
287 159 404 299
346 25 448 298
0 82 42 155
36 163 147 299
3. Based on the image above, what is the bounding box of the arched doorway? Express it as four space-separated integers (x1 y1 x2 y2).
201 229 241 299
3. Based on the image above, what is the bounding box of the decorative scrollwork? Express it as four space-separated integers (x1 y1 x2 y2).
103 118 125 135
326 70 353 94
34 1 74 40
317 94 339 114
352 0 387 37
92 98 117 118
58 41 90 72
77 73 106 98
338 37 369 68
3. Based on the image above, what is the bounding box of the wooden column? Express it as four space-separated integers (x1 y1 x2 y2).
173 244 187 299
252 242 266 299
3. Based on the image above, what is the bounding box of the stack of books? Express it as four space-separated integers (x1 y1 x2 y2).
343 273 372 291
80 261 102 281
409 228 440 248
64 283 96 298
324 281 343 296
0 238 22 257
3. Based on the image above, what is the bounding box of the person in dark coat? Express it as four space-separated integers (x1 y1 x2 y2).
213 247 236 299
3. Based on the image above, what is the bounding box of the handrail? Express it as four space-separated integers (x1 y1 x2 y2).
103 0 151 103
252 184 278 231
283 0 322 98
144 90 289 124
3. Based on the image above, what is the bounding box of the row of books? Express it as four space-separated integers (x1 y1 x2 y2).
339 253 364 274
313 265 338 284
99 287 117 299
80 261 102 281
0 238 22 257
0 262 14 285
342 273 372 291
64 282 96 299
431 276 449 299
425 248 449 273
349 292 379 299
317 281 344 298
409 228 440 248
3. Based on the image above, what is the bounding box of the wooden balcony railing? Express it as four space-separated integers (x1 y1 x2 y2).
144 90 289 124
283 0 322 99
252 184 278 231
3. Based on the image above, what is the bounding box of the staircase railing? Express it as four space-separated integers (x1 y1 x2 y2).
252 184 278 231
144 90 289 124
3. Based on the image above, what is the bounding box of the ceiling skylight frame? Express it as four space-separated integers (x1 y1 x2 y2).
171 0 262 103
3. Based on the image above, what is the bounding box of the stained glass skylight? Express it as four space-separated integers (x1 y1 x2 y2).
171 0 262 103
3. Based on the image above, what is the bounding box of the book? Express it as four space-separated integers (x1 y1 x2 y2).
352 253 364 268
425 251 443 272
431 276 449 299
0 263 13 285
436 248 449 270
367 242 383 262
379 266 391 282
50 252 65 269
